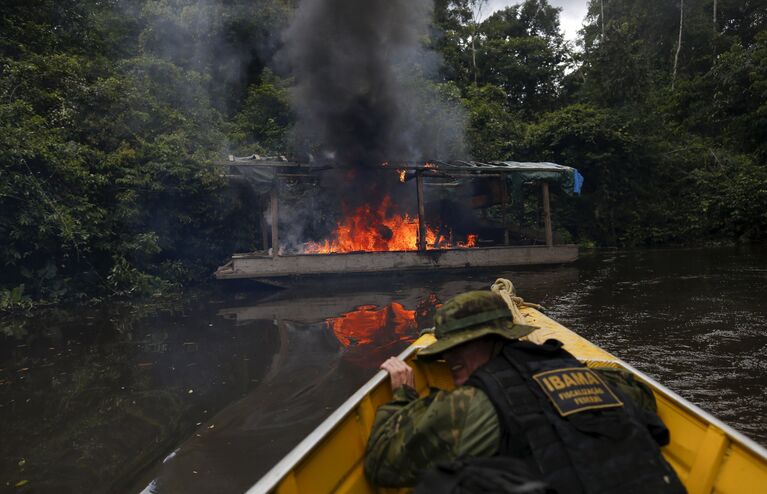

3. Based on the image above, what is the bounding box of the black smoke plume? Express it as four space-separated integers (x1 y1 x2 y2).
280 0 465 168
274 0 467 252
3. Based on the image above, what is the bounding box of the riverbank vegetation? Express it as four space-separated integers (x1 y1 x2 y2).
1 0 765 304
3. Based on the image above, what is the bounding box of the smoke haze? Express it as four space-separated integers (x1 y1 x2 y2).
280 0 466 167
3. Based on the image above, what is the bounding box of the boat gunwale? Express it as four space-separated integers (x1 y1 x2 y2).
245 341 428 494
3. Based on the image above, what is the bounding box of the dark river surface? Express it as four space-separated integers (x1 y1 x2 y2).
1 246 765 493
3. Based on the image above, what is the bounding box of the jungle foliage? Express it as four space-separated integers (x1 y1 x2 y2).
446 0 766 246
1 0 765 303
1 0 290 303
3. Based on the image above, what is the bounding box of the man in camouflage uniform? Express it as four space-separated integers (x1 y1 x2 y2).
364 291 685 493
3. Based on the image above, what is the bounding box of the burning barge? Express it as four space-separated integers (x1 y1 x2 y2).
215 158 583 281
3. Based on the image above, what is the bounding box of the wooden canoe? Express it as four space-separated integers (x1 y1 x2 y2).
246 306 767 494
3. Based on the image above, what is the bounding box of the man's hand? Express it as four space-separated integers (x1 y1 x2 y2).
380 357 415 391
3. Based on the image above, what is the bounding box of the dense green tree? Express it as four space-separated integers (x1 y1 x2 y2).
463 84 525 160
523 104 648 243
229 69 293 153
432 0 475 84
0 0 283 302
138 0 292 115
475 1 568 114
557 0 767 245
432 0 569 114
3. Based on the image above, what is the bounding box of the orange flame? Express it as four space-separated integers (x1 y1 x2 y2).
397 169 407 182
303 195 478 253
461 234 479 247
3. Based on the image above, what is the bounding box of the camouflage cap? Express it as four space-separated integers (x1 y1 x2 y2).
418 290 537 358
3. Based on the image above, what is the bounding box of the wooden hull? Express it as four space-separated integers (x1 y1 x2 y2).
215 245 579 280
247 307 767 494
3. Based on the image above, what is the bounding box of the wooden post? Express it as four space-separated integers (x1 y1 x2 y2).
416 170 426 251
271 183 279 258
260 198 270 252
501 176 510 246
542 182 553 247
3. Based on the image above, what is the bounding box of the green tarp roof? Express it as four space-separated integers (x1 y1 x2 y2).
220 158 583 195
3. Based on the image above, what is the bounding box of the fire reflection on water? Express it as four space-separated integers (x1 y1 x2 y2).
326 295 441 368
329 303 415 347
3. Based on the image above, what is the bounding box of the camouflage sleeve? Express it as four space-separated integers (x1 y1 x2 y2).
364 386 500 487
595 367 671 446
594 367 657 413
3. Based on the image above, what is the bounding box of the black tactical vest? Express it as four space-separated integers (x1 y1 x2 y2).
466 339 686 494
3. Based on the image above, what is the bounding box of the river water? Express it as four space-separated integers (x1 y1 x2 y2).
1 246 765 493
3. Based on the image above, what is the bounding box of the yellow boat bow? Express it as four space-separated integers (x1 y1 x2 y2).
248 306 767 494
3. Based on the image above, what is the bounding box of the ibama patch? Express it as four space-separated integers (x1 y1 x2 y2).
532 367 623 416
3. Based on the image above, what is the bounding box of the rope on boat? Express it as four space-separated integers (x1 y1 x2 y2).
491 278 544 325
419 278 543 336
